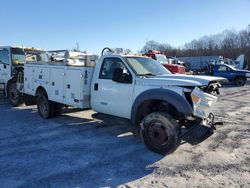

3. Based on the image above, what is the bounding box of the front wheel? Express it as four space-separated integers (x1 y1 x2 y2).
7 82 23 106
234 77 246 86
141 112 180 155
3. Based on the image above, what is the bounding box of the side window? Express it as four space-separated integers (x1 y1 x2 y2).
217 65 227 72
0 48 10 65
99 58 130 79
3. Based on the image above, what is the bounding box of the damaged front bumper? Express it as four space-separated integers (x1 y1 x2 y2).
191 87 218 119
202 113 223 130
181 113 223 144
181 87 224 143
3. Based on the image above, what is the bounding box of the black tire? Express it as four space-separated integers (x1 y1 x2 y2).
7 82 23 106
37 93 55 119
141 112 180 155
234 77 246 86
24 94 36 106
53 102 63 117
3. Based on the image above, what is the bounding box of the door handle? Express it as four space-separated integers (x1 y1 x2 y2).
94 83 98 91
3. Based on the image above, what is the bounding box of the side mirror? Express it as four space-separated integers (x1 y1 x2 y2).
112 68 132 83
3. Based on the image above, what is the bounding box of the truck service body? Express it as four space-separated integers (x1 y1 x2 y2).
3 48 226 154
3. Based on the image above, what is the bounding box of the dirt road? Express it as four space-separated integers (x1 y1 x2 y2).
0 83 250 187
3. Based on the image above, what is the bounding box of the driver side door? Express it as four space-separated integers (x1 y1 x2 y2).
91 57 134 119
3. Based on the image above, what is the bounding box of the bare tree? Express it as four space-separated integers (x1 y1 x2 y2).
142 25 250 68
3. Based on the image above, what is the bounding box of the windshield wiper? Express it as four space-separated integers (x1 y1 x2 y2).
138 73 156 77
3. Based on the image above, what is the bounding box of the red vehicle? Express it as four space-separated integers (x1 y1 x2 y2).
144 50 186 74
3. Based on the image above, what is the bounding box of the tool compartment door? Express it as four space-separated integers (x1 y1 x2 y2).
50 67 65 103
65 68 83 108
24 65 34 95
34 66 50 94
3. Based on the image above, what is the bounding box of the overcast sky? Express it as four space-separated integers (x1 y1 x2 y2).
0 0 249 55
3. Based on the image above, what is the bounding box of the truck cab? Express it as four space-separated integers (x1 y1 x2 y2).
88 50 225 154
90 51 224 119
0 47 24 86
211 64 250 86
143 50 186 74
0 46 42 105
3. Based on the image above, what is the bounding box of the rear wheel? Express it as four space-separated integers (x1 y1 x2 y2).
234 77 246 86
7 82 23 106
53 102 64 117
141 112 180 155
37 91 55 119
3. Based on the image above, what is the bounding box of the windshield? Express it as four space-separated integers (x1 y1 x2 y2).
225 64 237 70
11 48 26 65
215 60 237 70
11 48 42 65
126 57 171 76
155 54 168 64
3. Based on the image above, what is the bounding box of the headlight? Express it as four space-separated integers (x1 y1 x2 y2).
191 93 200 103
246 73 250 77
191 87 218 118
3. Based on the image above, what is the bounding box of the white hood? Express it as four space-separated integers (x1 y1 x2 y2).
155 74 226 86
138 77 202 87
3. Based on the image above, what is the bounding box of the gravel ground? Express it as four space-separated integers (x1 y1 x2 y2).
0 83 250 188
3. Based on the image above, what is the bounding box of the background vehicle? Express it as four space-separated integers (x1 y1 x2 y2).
178 54 246 71
13 47 225 154
0 46 43 105
219 54 245 69
207 64 250 86
143 50 186 74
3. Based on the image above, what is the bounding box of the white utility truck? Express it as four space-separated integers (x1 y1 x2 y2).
14 48 225 154
0 46 43 105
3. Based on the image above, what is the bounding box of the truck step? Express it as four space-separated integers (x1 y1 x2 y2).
180 124 214 145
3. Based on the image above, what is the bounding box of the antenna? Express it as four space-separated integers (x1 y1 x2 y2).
76 42 79 51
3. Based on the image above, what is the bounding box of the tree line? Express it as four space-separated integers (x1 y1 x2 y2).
141 25 250 68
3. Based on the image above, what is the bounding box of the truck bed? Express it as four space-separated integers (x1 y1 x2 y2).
24 63 94 108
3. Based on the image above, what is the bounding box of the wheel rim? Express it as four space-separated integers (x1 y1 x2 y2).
147 121 169 148
39 97 49 116
236 79 244 86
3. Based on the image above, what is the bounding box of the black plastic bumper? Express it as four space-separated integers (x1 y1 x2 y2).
180 113 223 145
